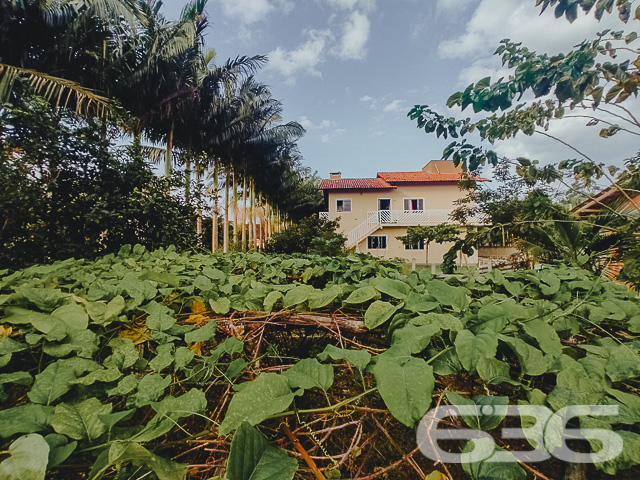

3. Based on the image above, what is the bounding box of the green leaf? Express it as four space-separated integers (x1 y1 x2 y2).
263 291 283 312
184 320 216 343
106 374 139 396
0 371 33 386
520 319 562 357
0 404 54 438
462 442 526 480
391 324 440 354
593 430 640 474
226 422 298 480
445 391 508 430
209 337 244 363
373 277 410 299
344 285 379 304
0 336 28 354
427 280 468 310
104 337 140 370
283 285 313 308
130 374 171 408
317 345 371 373
51 398 112 442
86 296 124 325
0 434 49 480
194 275 214 291
72 368 122 386
51 304 89 331
90 441 187 480
308 285 341 310
17 287 65 311
43 328 99 358
605 345 640 382
219 373 303 435
210 297 231 314
149 343 175 372
373 355 434 427
174 347 195 369
142 301 177 332
28 358 97 405
364 300 398 329
411 312 463 331
283 358 333 393
454 330 498 374
44 434 77 468
500 336 550 376
476 358 515 385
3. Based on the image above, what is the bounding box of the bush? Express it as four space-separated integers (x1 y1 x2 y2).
265 215 346 256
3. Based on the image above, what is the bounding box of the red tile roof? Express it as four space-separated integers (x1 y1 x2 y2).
320 178 395 190
376 172 487 182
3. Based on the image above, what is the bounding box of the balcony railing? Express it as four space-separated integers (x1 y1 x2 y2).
319 212 329 220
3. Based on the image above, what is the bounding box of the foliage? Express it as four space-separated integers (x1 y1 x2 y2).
396 223 460 248
0 249 639 478
265 215 347 256
0 91 198 269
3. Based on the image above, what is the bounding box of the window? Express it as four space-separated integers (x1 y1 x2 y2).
405 238 425 250
336 199 352 212
367 236 387 249
403 198 424 211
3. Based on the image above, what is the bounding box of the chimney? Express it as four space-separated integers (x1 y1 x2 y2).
330 172 342 180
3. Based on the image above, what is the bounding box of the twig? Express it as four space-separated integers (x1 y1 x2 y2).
281 424 327 480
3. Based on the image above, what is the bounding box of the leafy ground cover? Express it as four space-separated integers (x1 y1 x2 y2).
0 247 639 479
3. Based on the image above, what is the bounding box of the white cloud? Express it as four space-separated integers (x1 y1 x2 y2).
266 30 331 83
383 99 406 112
360 95 373 102
326 0 375 12
336 11 371 60
299 116 336 129
438 0 621 60
217 0 275 24
321 128 347 143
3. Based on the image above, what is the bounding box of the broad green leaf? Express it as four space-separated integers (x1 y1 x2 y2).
90 441 187 480
97 409 135 430
51 398 112 442
344 286 378 304
426 280 468 310
391 324 440 354
0 371 32 386
283 358 333 393
604 345 640 382
0 434 49 480
0 404 54 438
446 391 508 430
184 320 216 343
476 358 515 385
51 304 89 331
72 368 122 386
308 285 341 310
43 328 99 358
592 430 640 475
538 271 561 296
283 285 313 308
130 374 171 408
373 277 410 299
86 296 124 325
149 343 175 371
0 336 27 354
106 374 139 396
28 358 98 405
403 292 439 313
209 337 244 363
210 297 231 314
17 286 65 311
44 434 77 468
461 442 526 480
411 312 463 331
194 275 214 291
499 336 550 376
364 300 398 329
142 301 176 332
317 345 371 372
263 291 283 312
174 347 195 369
454 330 498 373
219 373 303 435
226 422 298 480
104 337 140 370
521 319 562 357
373 355 434 427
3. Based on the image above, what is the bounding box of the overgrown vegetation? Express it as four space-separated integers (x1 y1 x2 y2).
0 248 639 479
265 216 347 257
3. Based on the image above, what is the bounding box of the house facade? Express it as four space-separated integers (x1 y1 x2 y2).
320 160 485 265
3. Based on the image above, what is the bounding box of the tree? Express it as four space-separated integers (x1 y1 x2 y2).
396 224 460 264
409 1 640 284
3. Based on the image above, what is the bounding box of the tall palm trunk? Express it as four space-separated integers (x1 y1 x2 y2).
165 119 175 179
232 169 238 247
223 168 230 253
185 155 192 204
212 162 219 252
249 179 255 249
195 162 202 238
241 175 247 252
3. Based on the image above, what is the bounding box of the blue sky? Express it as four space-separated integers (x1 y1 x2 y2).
163 0 639 180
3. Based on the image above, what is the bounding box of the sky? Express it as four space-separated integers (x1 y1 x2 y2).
162 0 639 181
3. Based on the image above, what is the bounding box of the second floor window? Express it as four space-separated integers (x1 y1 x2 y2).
404 198 424 211
367 236 387 249
336 199 351 212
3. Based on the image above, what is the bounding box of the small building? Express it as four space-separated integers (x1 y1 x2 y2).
319 160 486 265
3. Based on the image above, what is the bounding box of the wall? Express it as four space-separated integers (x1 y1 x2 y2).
326 183 465 234
355 225 479 265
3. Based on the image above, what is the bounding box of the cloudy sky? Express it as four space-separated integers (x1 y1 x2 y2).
163 0 639 180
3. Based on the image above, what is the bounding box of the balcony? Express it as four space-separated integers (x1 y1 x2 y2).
319 212 329 220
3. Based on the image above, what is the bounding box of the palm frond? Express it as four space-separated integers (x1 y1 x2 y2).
0 63 114 118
